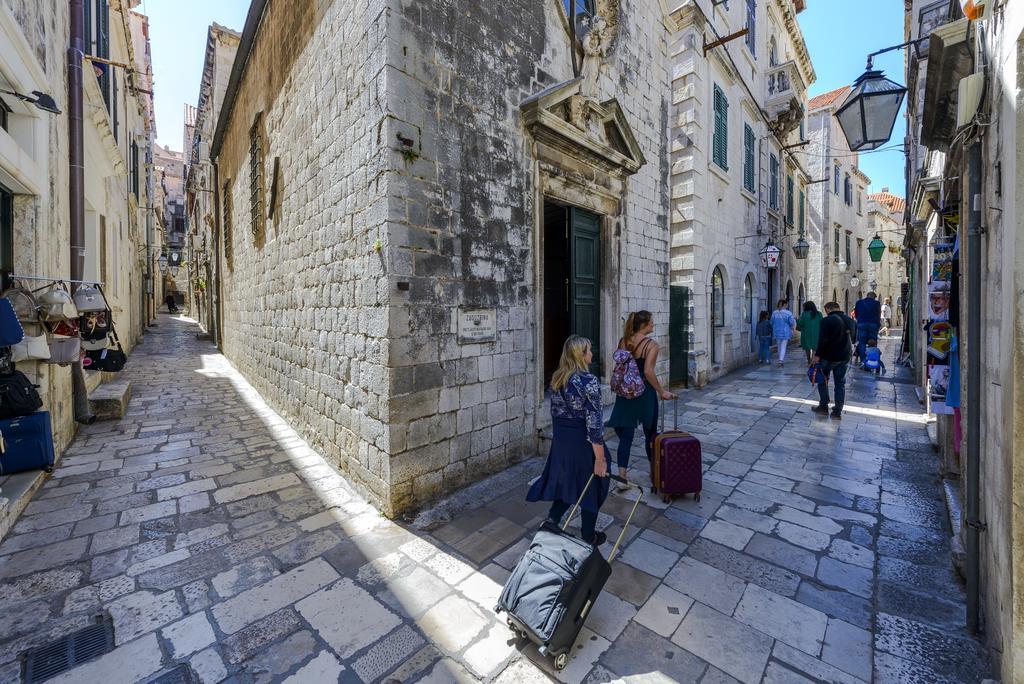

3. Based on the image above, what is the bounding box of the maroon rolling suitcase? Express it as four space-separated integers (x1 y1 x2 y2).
651 398 702 503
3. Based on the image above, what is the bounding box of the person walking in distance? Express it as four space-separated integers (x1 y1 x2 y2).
812 302 853 420
756 311 772 364
770 299 797 368
880 297 893 336
853 291 882 364
607 311 674 488
527 335 610 545
796 301 823 366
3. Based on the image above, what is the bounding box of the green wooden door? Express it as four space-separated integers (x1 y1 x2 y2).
670 285 689 387
570 208 601 375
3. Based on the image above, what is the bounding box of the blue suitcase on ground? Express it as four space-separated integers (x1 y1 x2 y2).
0 411 55 475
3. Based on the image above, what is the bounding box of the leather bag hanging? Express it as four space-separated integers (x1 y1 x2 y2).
83 326 126 373
45 335 81 366
38 283 78 321
2 286 41 324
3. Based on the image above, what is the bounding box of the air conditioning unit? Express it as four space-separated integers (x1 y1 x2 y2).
957 73 984 128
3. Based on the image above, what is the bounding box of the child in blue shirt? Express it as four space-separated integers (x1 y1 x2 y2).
864 339 886 375
756 311 772 364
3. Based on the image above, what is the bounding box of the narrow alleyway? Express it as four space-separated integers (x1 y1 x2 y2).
0 317 990 683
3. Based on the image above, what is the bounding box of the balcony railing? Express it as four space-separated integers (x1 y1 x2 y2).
765 60 806 137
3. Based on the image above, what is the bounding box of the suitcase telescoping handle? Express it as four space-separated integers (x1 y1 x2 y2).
658 396 680 433
562 473 644 564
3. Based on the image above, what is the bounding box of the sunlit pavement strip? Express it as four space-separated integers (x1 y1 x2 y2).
0 322 990 683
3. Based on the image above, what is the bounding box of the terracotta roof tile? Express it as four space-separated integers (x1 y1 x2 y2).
807 86 851 111
868 191 906 214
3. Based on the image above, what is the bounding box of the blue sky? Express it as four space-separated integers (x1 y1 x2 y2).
797 0 907 196
148 0 908 198
146 0 250 151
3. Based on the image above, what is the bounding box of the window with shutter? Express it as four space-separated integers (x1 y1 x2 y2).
743 125 754 192
786 175 794 225
96 0 110 112
834 165 840 195
834 228 840 259
745 0 756 54
845 233 852 264
712 85 728 171
222 180 232 267
844 175 851 205
769 154 779 209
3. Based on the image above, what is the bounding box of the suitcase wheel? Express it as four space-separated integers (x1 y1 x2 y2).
44 465 53 474
662 495 671 504
694 491 701 502
554 652 569 671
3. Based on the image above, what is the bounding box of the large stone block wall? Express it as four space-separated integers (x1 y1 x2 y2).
217 0 395 508
383 0 672 511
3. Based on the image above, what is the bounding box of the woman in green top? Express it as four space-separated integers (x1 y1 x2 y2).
797 301 823 365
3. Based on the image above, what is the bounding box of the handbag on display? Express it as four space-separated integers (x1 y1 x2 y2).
46 335 81 366
45 318 80 337
38 283 78 321
0 298 25 347
79 309 112 344
83 326 126 373
2 286 41 324
11 332 51 362
72 284 108 313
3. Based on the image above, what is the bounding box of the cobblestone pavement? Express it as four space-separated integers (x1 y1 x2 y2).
0 317 990 683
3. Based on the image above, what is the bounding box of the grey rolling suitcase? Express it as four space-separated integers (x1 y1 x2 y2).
495 474 643 670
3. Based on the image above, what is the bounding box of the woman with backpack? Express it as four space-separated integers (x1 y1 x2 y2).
527 335 610 546
796 301 823 365
607 311 674 488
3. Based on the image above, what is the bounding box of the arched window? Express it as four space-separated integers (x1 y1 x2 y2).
712 267 725 327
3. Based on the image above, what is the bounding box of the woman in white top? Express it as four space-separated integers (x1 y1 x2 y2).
880 297 893 336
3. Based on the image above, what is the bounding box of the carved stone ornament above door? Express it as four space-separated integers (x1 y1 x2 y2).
520 77 645 177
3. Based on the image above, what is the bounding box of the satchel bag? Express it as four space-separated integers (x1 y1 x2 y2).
2 286 41 323
0 370 43 419
83 326 126 373
0 298 24 347
46 335 81 365
807 363 826 385
72 284 108 313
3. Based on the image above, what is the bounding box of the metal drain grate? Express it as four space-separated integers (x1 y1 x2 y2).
24 617 114 683
146 665 198 684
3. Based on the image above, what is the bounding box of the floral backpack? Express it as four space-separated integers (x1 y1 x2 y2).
611 348 646 399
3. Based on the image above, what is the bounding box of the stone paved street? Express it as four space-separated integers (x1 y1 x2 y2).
0 316 991 683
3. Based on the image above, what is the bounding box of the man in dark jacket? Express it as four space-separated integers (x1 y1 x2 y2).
853 292 881 363
813 302 853 419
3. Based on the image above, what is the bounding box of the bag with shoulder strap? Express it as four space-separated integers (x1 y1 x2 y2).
610 348 645 399
2 286 41 324
72 284 108 313
83 326 126 372
0 368 43 418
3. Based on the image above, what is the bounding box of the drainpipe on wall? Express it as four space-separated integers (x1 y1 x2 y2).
965 141 983 633
68 0 95 425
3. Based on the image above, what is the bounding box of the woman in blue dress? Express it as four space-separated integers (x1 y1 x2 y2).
527 335 610 546
607 311 675 488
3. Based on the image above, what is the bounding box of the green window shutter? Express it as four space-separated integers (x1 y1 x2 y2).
769 154 778 208
743 125 754 192
713 85 728 170
786 175 794 225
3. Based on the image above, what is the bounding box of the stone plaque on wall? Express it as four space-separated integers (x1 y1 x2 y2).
457 308 497 343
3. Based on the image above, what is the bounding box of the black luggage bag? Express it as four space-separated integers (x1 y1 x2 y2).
495 474 644 671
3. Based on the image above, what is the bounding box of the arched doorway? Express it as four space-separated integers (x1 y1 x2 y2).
711 266 725 363
844 290 850 312
744 273 755 352
785 280 794 313
832 288 838 305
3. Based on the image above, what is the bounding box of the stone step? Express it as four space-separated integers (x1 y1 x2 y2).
89 379 132 421
0 469 47 541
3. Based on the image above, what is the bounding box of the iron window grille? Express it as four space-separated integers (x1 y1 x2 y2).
249 114 264 242
222 180 232 266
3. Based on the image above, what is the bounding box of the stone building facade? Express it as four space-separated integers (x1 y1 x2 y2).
670 0 815 386
0 0 154 535
210 0 672 516
185 23 240 342
154 142 186 304
804 87 874 311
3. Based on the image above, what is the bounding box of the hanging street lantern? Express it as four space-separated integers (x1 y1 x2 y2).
850 276 861 288
760 240 781 269
867 234 886 262
792 235 810 260
158 255 168 274
836 46 910 151
837 259 849 273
